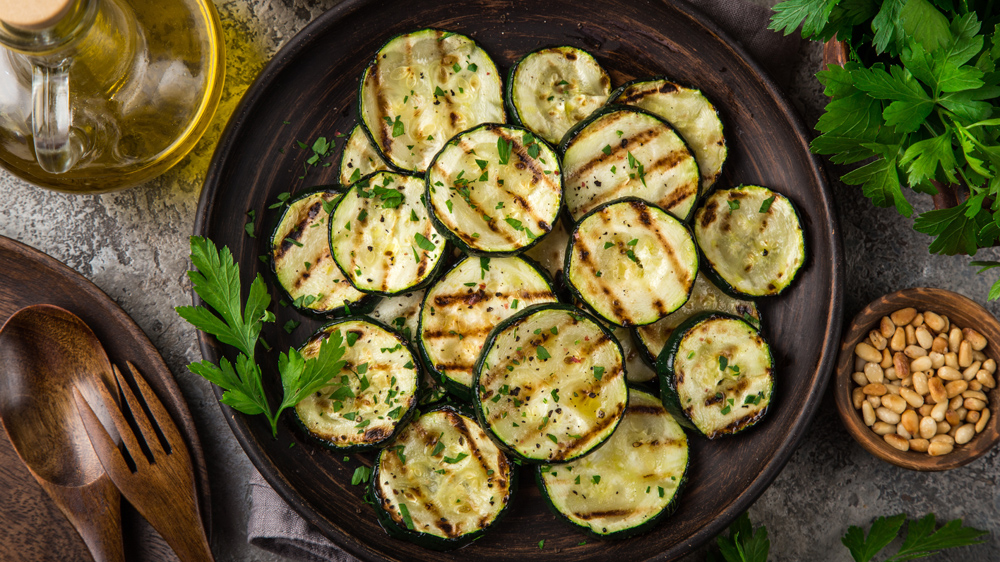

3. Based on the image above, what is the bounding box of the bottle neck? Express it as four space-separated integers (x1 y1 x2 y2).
0 0 96 56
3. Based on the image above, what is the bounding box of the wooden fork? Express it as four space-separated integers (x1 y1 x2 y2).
74 362 214 562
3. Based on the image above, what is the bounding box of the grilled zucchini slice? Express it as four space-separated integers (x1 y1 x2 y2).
506 46 611 146
610 77 727 191
369 290 449 405
372 406 515 550
294 318 420 451
656 312 773 438
419 255 558 399
566 198 698 327
426 123 562 255
473 303 628 463
358 28 505 173
634 275 760 367
537 388 688 538
694 185 806 298
339 124 389 186
560 105 701 222
329 171 447 296
270 189 375 315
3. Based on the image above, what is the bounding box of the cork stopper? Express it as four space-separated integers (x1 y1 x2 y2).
0 0 74 30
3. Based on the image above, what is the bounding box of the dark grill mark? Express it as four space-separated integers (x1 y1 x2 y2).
576 509 632 521
566 120 661 185
699 200 718 228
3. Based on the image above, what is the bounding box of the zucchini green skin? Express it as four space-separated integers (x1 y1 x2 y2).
357 28 506 173
425 123 563 256
693 185 807 299
632 274 760 369
535 387 689 539
292 317 421 452
472 303 629 464
417 255 558 401
558 104 702 223
609 76 727 193
371 405 517 550
328 171 449 296
338 124 390 187
268 188 379 317
655 312 774 438
564 198 699 327
505 45 612 146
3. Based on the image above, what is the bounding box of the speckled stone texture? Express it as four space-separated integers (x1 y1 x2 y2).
0 1 998 561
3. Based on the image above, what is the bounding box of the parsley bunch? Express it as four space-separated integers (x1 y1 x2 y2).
177 236 347 436
770 0 1000 297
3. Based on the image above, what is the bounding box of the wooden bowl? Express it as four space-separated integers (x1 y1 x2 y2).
835 287 1000 470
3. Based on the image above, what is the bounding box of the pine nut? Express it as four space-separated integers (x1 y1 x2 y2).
913 371 929 395
883 394 906 414
885 433 909 451
931 401 948 422
905 345 928 359
931 433 955 445
928 441 954 456
901 409 919 435
976 370 996 388
912 313 924 327
863 383 887 396
896 423 912 440
886 383 901 395
902 376 913 388
920 416 938 438
910 356 933 372
949 396 964 410
968 410 981 423
963 362 981 381
937 366 962 381
891 307 917 326
984 358 996 374
963 328 988 351
915 327 933 349
906 325 917 346
928 377 947 403
948 425 960 438
853 387 866 409
976 409 990 433
865 363 884 384
962 390 988 402
869 330 888 350
937 421 952 435
868 396 882 409
931 336 949 354
929 352 945 369
872 421 895 435
894 352 910 380
973 350 987 362
941 315 951 333
924 311 946 333
877 407 901 424
959 340 973 367
890 327 906 351
852 371 869 386
949 328 963 352
855 355 867 371
969 380 983 391
910 438 930 452
881 348 894 368
900 387 924 408
965 398 987 411
945 380 968 398
863 401 876 426
945 352 959 368
946 409 961 426
957 407 967 421
885 366 898 380
955 424 976 445
919 404 933 417
880 316 896 338
855 342 882 363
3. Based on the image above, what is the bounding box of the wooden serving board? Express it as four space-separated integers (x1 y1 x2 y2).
0 234 211 561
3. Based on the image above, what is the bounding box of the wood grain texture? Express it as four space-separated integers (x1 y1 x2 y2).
835 287 1000 471
0 235 212 561
195 0 843 560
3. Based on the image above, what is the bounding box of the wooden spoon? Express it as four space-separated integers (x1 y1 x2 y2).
0 304 124 562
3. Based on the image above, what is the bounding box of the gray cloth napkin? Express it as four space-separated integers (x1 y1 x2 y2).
247 2 801 560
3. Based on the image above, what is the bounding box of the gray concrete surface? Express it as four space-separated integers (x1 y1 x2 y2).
1 1 998 561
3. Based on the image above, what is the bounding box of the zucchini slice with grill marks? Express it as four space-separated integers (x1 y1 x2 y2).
537 388 688 538
656 312 773 438
694 185 806 298
420 255 558 399
610 77 727 191
473 303 628 463
329 171 447 296
369 290 449 405
506 46 612 146
372 406 515 550
566 198 698 327
358 28 505 173
560 105 701 222
270 189 376 315
339 124 390 186
634 275 760 367
426 123 562 255
294 318 420 451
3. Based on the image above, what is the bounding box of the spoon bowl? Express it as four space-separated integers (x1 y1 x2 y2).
0 304 124 562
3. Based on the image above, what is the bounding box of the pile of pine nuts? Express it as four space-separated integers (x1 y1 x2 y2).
852 307 994 457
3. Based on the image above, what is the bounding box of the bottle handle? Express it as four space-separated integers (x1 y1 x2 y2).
31 60 81 174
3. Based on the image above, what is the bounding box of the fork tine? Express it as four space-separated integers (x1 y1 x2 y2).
112 364 168 458
124 361 189 463
73 386 136 476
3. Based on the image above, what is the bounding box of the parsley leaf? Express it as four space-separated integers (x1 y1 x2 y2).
711 512 770 562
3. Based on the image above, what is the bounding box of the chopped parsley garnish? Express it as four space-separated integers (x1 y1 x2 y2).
390 115 405 138
282 320 300 334
592 474 601 484
434 86 445 96
443 452 469 463
604 241 614 249
537 346 551 360
547 433 558 444
593 366 605 380
351 466 371 485
398 503 415 530
760 195 776 213
728 199 740 212
414 233 436 251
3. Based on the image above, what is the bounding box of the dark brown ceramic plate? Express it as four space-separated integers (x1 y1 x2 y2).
0 235 211 562
195 0 843 559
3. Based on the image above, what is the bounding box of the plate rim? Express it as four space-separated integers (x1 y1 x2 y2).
195 0 844 559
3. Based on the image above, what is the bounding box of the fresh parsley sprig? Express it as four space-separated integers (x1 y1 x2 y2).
708 512 770 562
177 236 347 436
